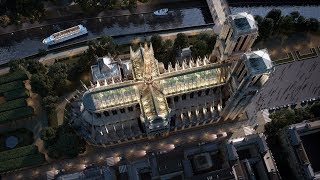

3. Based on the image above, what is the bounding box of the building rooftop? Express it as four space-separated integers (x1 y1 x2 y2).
244 49 273 75
230 12 257 35
91 56 124 82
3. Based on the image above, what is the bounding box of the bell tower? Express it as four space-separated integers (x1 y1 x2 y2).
213 12 258 63
220 49 274 121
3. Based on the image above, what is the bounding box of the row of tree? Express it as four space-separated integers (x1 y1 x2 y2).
150 32 217 66
8 58 87 159
265 102 320 136
40 124 86 159
264 102 320 179
75 0 148 13
0 0 45 27
256 9 319 40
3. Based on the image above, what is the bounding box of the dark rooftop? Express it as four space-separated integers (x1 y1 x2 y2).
234 18 251 31
301 130 320 172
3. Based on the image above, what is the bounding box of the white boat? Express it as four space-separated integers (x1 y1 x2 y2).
42 24 88 45
154 8 169 16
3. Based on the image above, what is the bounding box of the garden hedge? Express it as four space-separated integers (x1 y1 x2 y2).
0 81 24 94
0 106 34 124
0 98 27 113
4 88 29 101
0 145 38 162
0 71 27 85
0 153 45 172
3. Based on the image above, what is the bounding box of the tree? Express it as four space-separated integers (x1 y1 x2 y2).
40 127 56 141
294 108 312 123
30 73 53 97
174 33 189 50
25 60 46 74
306 18 319 32
295 16 306 32
254 15 263 27
310 103 320 118
265 109 296 135
74 0 100 13
8 58 26 72
290 11 300 22
46 124 86 158
265 9 282 25
38 48 47 56
128 0 137 10
89 36 118 57
48 63 68 91
259 18 274 40
191 40 208 58
42 95 59 113
162 39 173 50
150 35 163 54
278 16 294 35
0 15 10 27
196 33 216 53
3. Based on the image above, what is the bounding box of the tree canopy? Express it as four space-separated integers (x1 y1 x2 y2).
258 18 274 40
265 9 282 25
88 36 118 57
150 35 163 54
40 127 56 142
174 33 189 50
42 124 86 159
30 73 53 97
47 62 68 92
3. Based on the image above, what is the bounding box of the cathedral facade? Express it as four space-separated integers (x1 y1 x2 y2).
70 12 274 146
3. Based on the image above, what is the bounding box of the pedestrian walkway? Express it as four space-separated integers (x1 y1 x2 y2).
0 67 10 76
39 46 88 65
274 46 320 65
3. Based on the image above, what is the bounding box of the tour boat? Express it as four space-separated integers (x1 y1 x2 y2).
42 24 88 45
154 8 169 16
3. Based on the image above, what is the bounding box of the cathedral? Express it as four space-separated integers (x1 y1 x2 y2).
70 12 274 146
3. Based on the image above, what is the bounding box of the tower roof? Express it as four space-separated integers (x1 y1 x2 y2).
244 49 273 75
230 12 258 35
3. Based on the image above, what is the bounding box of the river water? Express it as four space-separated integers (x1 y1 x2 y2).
0 5 320 65
0 7 212 64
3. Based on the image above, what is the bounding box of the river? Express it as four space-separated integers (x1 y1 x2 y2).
0 7 212 65
1 5 320 65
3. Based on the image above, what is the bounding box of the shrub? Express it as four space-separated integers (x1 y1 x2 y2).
0 15 10 27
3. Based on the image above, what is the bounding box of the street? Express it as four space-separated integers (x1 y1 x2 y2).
1 118 245 180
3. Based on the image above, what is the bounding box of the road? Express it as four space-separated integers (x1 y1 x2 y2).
1 119 246 180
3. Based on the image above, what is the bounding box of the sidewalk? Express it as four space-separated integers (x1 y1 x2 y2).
0 0 205 35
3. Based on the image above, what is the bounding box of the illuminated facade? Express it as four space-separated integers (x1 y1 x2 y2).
70 12 274 146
